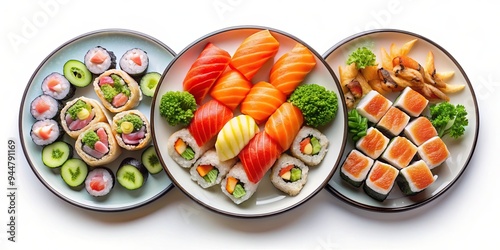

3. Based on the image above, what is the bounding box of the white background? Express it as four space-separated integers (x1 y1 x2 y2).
1 0 498 249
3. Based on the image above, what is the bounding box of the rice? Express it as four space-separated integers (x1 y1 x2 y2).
167 128 209 168
270 154 309 196
30 119 61 146
189 149 237 188
220 162 259 204
290 126 329 166
30 94 61 120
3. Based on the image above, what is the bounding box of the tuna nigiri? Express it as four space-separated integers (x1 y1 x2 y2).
209 70 252 110
188 100 233 147
265 102 304 152
269 43 316 96
239 131 282 183
240 81 287 124
183 42 231 104
230 30 280 81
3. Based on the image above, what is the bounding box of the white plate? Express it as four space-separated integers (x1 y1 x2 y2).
323 29 479 212
152 26 348 218
19 29 175 212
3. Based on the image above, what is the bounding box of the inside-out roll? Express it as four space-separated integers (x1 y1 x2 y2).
220 162 259 205
111 109 151 151
75 122 121 167
167 128 210 168
190 149 237 188
59 96 108 139
93 69 142 113
270 153 309 196
290 126 329 167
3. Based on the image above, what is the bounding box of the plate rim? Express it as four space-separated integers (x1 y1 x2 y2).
151 25 348 218
18 28 176 212
322 28 480 212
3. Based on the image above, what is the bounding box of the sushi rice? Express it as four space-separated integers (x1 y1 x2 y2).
290 126 329 167
270 154 309 196
220 162 259 205
190 149 237 188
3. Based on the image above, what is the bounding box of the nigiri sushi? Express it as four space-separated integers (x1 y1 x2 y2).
417 136 450 169
209 69 252 110
363 160 398 202
404 116 438 146
215 115 259 161
188 100 233 147
356 90 392 123
393 86 429 117
340 149 374 188
240 81 286 124
397 160 437 195
376 106 410 137
264 102 304 152
380 136 417 169
239 131 282 183
356 127 390 159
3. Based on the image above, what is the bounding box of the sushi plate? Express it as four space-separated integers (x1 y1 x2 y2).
152 26 348 218
323 29 479 212
19 29 175 212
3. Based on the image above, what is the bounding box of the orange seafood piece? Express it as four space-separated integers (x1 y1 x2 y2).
393 87 429 117
209 69 252 110
264 102 304 152
240 81 287 124
381 136 417 169
188 100 233 147
356 90 392 123
404 117 438 146
377 106 410 137
356 127 390 159
417 136 450 169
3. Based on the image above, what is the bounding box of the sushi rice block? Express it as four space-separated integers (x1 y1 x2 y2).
376 106 410 137
397 160 437 195
363 160 399 202
356 90 393 123
355 127 390 159
380 136 418 169
221 162 260 204
190 149 237 189
417 136 450 169
340 149 374 188
393 87 429 117
270 154 309 196
290 126 329 167
404 116 438 146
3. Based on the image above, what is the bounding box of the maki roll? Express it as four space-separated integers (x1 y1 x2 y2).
189 149 237 189
404 116 438 146
340 149 374 188
30 94 61 120
270 154 309 196
119 48 149 77
60 96 107 139
380 136 418 169
393 87 429 117
356 90 392 123
30 119 62 146
363 160 399 202
376 106 410 137
93 69 142 113
84 46 116 75
215 115 259 162
85 167 114 197
417 136 450 169
60 158 88 189
75 122 121 167
355 127 390 159
116 158 149 190
221 162 259 205
41 72 75 101
397 160 437 195
111 109 151 151
167 128 210 168
290 126 329 167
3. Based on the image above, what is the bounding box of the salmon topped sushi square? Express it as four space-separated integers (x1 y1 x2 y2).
356 90 393 123
356 127 390 159
397 160 437 195
393 87 429 117
417 136 450 169
404 116 438 146
363 161 399 201
377 106 410 137
380 136 418 169
340 149 374 187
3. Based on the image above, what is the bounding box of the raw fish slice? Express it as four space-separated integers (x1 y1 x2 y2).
240 81 287 124
264 102 304 152
188 100 233 147
239 131 282 183
183 42 231 104
215 115 259 161
269 43 316 96
210 70 252 110
230 30 280 80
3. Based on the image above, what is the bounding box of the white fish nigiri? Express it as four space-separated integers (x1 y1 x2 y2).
215 115 259 161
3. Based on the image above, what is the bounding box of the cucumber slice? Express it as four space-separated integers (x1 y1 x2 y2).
42 141 72 168
140 72 161 97
141 145 163 174
63 60 92 87
60 158 88 188
117 158 148 190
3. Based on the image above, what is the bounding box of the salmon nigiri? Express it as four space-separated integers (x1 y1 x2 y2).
230 29 280 81
265 102 304 152
209 69 252 110
269 43 316 96
183 42 231 104
239 131 282 183
240 81 286 124
188 100 233 147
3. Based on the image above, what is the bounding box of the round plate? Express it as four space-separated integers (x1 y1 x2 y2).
323 29 479 212
19 29 175 212
152 26 347 218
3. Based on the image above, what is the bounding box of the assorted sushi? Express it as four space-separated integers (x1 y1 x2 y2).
41 72 75 100
270 154 309 196
85 167 115 197
111 109 152 150
397 160 437 196
215 115 259 162
30 119 62 146
30 94 61 120
363 161 399 202
190 149 237 189
340 149 374 188
93 69 142 113
84 46 116 75
380 136 417 169
221 162 260 204
356 90 392 123
59 96 107 139
167 128 210 168
119 48 149 77
74 122 122 167
290 126 329 167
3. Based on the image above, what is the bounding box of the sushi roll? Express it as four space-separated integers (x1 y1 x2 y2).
189 149 237 189
30 94 61 120
85 167 114 197
41 72 75 101
363 160 399 202
393 87 429 117
84 46 116 75
417 136 450 169
93 69 142 113
380 136 418 169
111 109 151 151
376 106 410 137
75 122 122 167
355 127 390 159
167 128 210 168
404 116 438 146
215 115 259 162
30 119 62 146
397 160 437 195
270 154 309 196
340 149 374 188
116 158 149 190
59 96 107 139
290 126 329 167
356 90 392 123
119 48 149 77
221 162 260 205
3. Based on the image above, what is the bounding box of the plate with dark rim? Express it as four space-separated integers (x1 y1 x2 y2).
19 29 175 212
323 29 479 212
151 25 347 218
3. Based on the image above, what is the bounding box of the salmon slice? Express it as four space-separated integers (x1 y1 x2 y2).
381 136 417 169
230 30 280 81
188 100 233 147
269 43 316 96
394 87 429 117
340 149 374 187
417 136 450 169
35 100 51 114
238 131 282 183
240 81 287 124
356 90 393 123
356 127 390 159
112 92 128 107
404 117 438 146
377 107 410 136
397 160 436 195
264 102 304 151
364 161 398 201
209 70 252 110
90 50 107 64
